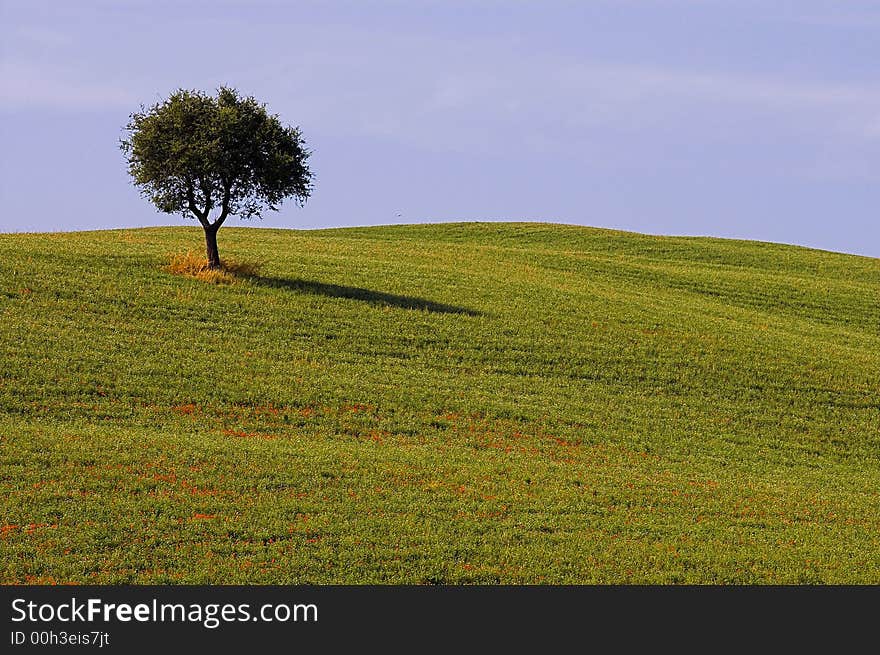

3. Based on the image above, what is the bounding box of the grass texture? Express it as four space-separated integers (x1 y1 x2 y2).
1 222 878 584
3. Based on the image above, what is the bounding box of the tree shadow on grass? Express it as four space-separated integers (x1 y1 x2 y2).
249 275 483 316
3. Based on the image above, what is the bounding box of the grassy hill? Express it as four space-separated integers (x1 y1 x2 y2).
1 222 878 584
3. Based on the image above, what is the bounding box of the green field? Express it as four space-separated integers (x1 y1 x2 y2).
1 222 878 584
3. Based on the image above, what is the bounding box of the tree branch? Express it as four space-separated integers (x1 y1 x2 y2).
186 180 210 228
199 176 214 216
210 180 232 230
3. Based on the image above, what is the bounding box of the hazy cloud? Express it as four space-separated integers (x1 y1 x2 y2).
0 60 137 110
231 28 880 156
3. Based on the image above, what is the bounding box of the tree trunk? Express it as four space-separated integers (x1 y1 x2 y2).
204 224 221 270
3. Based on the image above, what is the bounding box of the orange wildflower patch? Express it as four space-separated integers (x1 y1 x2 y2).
180 480 220 497
172 403 198 415
0 524 19 538
192 513 216 520
367 430 389 444
24 523 58 534
254 404 280 417
343 403 374 414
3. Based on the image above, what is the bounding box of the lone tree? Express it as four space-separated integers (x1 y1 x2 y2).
121 87 312 269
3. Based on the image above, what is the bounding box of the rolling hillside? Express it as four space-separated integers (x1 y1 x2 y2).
1 222 878 583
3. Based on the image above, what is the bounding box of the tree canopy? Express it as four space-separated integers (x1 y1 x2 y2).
121 87 313 268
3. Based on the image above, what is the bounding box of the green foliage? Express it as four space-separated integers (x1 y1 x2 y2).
1 223 879 583
120 87 312 225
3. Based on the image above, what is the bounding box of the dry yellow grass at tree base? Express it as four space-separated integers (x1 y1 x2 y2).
165 251 262 284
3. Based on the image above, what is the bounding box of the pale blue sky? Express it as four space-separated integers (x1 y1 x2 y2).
2 0 879 257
